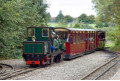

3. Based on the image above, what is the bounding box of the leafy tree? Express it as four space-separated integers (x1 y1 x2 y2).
78 14 95 24
73 23 93 29
55 10 64 22
95 21 104 28
92 0 120 27
92 0 120 50
0 0 49 59
64 15 73 23
73 23 81 28
78 14 88 23
87 15 95 24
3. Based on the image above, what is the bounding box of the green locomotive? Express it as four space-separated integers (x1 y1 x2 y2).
23 27 65 66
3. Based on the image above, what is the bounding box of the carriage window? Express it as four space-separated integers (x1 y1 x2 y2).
42 29 49 37
28 28 35 37
70 32 73 44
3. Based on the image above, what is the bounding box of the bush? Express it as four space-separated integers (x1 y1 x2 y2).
73 23 93 29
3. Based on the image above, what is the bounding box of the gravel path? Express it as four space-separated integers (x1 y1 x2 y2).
2 51 116 80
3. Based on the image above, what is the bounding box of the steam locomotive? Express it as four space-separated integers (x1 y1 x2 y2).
23 27 105 66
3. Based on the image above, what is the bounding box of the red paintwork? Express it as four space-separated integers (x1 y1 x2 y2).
66 42 70 54
42 59 44 64
27 61 40 65
65 30 101 57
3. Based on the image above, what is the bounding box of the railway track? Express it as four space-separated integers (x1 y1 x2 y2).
0 63 14 79
0 49 119 80
81 50 120 80
0 65 3 73
0 66 35 80
0 65 48 80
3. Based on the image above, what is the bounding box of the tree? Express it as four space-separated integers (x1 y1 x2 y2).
0 0 49 58
78 14 88 23
92 0 120 27
64 15 73 23
92 0 120 50
87 15 95 24
78 14 95 24
95 21 104 28
55 10 64 22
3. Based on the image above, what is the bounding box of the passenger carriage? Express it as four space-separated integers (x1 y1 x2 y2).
54 28 105 59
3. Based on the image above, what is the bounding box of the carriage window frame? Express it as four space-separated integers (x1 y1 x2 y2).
28 28 35 37
42 28 49 37
70 32 73 44
73 32 76 44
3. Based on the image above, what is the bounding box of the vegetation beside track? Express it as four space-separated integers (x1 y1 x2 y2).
0 0 50 60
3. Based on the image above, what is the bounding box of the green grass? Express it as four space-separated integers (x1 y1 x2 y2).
48 22 96 28
89 24 96 28
48 22 58 27
105 41 115 47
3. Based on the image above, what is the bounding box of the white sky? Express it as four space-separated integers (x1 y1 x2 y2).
46 0 96 18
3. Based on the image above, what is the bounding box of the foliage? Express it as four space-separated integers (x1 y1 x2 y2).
92 0 120 24
55 10 64 22
78 14 87 23
78 14 95 24
92 0 120 50
73 23 93 29
57 19 68 27
95 21 104 28
87 15 95 24
0 0 49 59
95 16 109 28
64 15 73 23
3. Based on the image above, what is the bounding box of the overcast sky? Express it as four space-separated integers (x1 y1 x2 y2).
46 0 96 18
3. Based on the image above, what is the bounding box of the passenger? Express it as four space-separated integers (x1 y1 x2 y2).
66 34 70 42
50 32 59 52
32 36 36 42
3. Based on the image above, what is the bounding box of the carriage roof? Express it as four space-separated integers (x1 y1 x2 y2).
54 27 97 32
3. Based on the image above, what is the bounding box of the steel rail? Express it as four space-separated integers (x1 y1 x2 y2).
0 66 42 80
0 63 14 78
81 56 118 79
0 63 14 72
94 61 118 80
81 50 119 80
0 65 4 74
0 66 30 80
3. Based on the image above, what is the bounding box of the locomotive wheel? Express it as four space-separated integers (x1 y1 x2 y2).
54 54 61 62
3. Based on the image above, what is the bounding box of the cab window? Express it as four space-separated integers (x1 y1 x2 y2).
28 28 35 37
42 28 49 37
